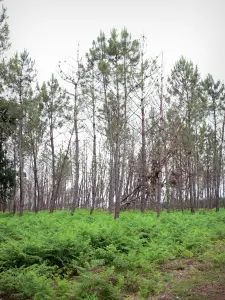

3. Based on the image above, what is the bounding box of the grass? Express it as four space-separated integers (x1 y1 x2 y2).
0 209 225 299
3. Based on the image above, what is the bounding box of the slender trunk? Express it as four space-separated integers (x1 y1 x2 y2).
108 149 114 212
206 137 211 209
114 54 121 219
71 84 79 215
140 97 146 213
195 128 200 208
85 144 88 207
49 113 56 213
179 150 183 211
165 161 170 212
32 140 40 213
140 49 146 213
192 169 197 210
157 57 164 217
12 142 17 214
215 111 225 211
90 135 96 214
54 127 74 207
90 69 97 215
114 137 120 218
212 97 218 211
117 55 128 206
19 91 24 216
223 166 225 209
187 107 194 213
188 159 194 213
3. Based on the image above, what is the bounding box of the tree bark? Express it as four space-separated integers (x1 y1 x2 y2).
19 90 24 217
90 69 97 215
71 84 79 215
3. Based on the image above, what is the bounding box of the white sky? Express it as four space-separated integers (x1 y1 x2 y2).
4 0 225 83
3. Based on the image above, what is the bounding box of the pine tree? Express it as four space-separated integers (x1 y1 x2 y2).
0 99 17 211
3 50 36 215
40 75 71 213
167 57 202 212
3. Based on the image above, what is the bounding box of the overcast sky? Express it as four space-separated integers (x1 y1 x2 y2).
4 0 225 83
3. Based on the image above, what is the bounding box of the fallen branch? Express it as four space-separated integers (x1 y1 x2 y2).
121 185 140 203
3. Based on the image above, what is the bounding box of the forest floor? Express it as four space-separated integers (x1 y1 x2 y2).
154 258 225 300
0 209 225 299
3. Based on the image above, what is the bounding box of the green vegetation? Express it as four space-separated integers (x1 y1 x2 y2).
0 209 225 299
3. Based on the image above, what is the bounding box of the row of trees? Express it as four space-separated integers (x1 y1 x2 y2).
1 2 225 218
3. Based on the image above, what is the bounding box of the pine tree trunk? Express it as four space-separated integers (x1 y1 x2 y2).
141 97 146 213
19 99 24 216
114 55 121 219
90 74 97 215
71 84 79 215
215 111 225 212
49 116 56 213
32 141 40 213
117 57 128 209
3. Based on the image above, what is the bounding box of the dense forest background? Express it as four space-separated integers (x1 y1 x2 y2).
1 1 225 218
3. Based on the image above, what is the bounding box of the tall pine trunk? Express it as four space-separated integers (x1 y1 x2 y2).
71 84 79 215
19 92 24 216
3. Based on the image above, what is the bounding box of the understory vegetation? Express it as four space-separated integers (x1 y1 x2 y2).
0 209 225 299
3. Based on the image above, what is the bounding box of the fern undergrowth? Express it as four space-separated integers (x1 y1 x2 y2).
0 209 225 299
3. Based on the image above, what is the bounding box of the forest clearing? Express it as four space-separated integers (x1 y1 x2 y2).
0 209 225 299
